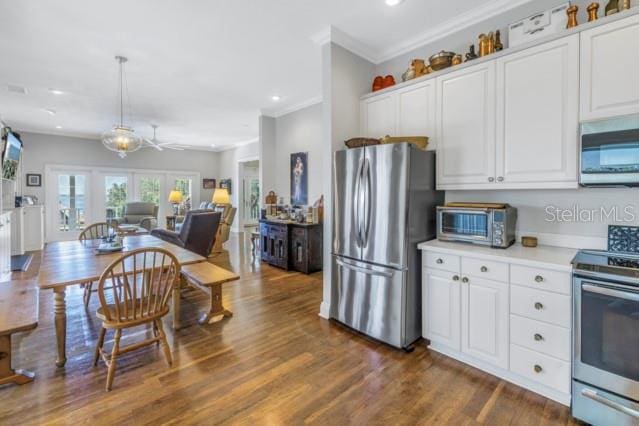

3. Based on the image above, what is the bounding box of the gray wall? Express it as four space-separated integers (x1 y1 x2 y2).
273 103 323 205
375 0 595 79
19 131 219 202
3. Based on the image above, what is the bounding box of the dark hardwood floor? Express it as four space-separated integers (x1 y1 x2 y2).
1 233 577 425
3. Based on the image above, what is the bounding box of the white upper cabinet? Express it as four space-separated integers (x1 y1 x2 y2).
495 35 579 187
360 93 396 138
581 13 639 121
396 81 437 149
436 62 496 188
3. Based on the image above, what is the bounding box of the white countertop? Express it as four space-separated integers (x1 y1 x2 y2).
418 239 577 272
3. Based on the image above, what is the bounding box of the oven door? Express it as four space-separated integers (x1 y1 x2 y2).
574 275 639 401
437 209 493 245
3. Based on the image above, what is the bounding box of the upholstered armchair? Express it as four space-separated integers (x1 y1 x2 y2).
112 202 159 230
151 211 221 257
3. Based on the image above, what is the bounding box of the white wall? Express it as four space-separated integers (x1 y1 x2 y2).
20 131 220 203
273 103 323 205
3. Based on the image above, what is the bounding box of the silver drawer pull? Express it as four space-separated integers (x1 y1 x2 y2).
480 266 488 272
581 389 639 419
534 302 544 310
488 177 495 182
534 275 544 283
452 275 460 281
461 277 469 283
436 258 444 264
534 333 543 341
534 364 543 373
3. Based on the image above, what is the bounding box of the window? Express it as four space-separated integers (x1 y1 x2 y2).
137 176 161 206
56 174 87 232
173 177 193 209
104 176 128 218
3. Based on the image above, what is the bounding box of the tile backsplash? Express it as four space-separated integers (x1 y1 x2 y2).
608 225 639 253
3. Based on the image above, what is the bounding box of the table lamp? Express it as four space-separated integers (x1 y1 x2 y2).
212 188 230 205
168 190 183 215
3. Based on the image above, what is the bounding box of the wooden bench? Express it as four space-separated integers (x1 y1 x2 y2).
181 262 240 325
0 282 38 386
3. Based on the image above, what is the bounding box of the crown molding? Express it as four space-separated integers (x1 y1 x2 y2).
311 25 378 63
261 95 323 118
213 138 259 152
311 0 535 64
375 0 535 63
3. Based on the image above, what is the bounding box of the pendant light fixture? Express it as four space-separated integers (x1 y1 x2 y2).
101 56 143 158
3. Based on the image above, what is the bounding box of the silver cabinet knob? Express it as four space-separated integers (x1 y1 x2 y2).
488 177 495 182
534 275 544 283
534 333 543 341
436 258 444 264
452 275 460 281
534 302 544 310
497 176 504 182
461 277 469 283
534 364 543 373
480 266 488 272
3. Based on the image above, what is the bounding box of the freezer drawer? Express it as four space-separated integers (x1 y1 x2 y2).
330 256 407 348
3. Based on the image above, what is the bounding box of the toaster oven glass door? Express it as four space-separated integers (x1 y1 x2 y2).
439 210 492 243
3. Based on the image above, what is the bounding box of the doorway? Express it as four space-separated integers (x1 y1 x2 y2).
239 159 260 229
46 170 91 241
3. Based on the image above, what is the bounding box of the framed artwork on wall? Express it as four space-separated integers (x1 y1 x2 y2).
203 178 216 189
219 178 232 195
290 152 308 205
26 173 42 187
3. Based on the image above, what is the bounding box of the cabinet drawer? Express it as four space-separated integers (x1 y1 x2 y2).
510 264 571 295
510 314 570 361
510 344 570 394
510 285 571 328
462 257 508 282
424 251 460 272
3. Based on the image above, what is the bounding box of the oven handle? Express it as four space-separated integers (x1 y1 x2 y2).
582 284 639 302
581 389 639 419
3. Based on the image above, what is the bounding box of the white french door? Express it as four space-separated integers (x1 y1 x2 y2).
242 170 260 226
134 173 166 225
46 170 92 241
98 173 132 220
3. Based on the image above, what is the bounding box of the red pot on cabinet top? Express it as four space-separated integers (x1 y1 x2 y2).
382 75 396 88
372 76 384 92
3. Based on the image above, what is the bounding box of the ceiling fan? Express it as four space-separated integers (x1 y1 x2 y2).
143 124 185 151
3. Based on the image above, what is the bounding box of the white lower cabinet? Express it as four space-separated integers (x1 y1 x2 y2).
421 247 572 406
461 276 509 369
422 269 461 350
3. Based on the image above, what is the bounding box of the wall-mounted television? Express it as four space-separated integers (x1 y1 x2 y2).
2 131 23 181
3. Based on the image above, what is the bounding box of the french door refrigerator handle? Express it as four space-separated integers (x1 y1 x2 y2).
362 158 371 247
336 258 394 278
354 157 365 248
581 389 639 419
582 284 639 302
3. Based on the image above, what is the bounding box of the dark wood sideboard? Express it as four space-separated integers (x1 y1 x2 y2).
259 219 322 274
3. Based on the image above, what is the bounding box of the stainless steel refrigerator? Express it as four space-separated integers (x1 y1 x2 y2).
331 143 443 349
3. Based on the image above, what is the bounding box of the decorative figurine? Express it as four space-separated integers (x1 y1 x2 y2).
566 5 579 28
488 32 496 54
401 63 415 82
465 44 478 61
605 0 619 15
412 59 428 77
587 2 600 21
495 30 504 51
621 0 631 10
478 34 490 57
452 54 463 66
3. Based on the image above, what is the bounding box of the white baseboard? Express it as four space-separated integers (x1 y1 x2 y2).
319 301 330 319
516 231 607 250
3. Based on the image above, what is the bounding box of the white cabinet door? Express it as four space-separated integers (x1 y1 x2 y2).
423 268 461 350
24 206 45 251
360 94 396 138
397 81 436 150
436 62 496 188
496 35 579 187
581 14 639 121
461 275 509 369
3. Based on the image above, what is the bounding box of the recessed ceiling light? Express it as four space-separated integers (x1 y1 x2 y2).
385 0 405 5
55 125 63 129
44 108 56 116
49 88 64 95
271 95 281 101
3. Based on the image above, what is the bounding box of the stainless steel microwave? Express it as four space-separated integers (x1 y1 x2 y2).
581 116 639 187
436 204 517 248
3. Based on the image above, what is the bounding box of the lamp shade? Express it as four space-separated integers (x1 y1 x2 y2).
212 188 230 204
168 190 183 203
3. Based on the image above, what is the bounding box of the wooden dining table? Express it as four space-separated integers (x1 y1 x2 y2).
37 234 206 368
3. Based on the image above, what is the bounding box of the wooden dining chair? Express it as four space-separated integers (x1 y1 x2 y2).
93 247 180 391
79 222 113 308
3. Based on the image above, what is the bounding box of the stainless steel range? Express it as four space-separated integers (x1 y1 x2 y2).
572 249 639 425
